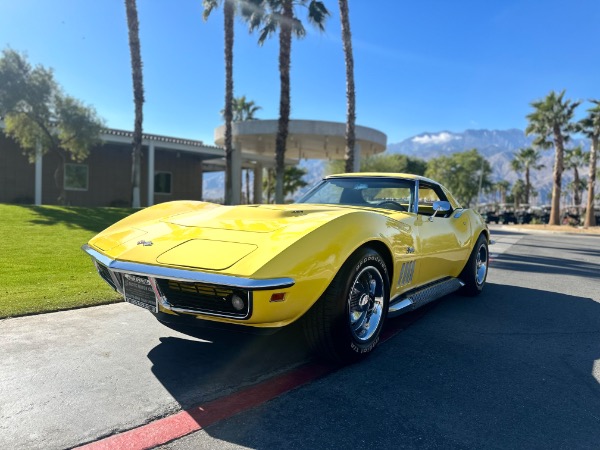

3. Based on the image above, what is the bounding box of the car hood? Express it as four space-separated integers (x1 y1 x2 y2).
88 203 397 275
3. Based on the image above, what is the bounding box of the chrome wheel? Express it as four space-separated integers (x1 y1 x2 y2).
348 266 385 342
475 241 488 286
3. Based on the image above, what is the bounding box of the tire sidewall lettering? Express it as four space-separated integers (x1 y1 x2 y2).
350 336 380 354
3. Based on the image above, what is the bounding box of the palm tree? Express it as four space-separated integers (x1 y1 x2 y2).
230 95 262 121
510 147 545 205
338 0 356 173
244 0 329 203
203 0 235 204
494 180 510 204
525 90 580 225
511 179 526 207
564 146 588 207
579 100 600 227
124 0 144 208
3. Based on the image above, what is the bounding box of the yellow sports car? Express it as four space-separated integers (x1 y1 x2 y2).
83 173 489 363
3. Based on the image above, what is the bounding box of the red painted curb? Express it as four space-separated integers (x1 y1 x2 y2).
76 313 414 450
75 362 336 450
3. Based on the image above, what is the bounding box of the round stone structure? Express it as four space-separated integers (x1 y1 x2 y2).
213 119 387 204
214 119 387 162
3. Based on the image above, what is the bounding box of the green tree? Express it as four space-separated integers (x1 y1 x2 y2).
493 180 511 204
244 0 329 204
525 90 580 225
0 49 104 204
425 149 492 207
225 95 262 122
338 0 356 173
564 146 588 207
204 0 236 204
579 100 600 227
328 153 427 175
510 147 545 205
510 179 526 207
263 165 308 203
125 0 145 208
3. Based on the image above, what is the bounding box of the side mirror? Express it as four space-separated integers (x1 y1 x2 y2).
429 200 452 221
433 201 451 212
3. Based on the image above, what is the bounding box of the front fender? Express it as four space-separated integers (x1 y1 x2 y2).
248 211 414 324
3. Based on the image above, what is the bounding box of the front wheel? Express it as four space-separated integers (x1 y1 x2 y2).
460 234 489 296
302 248 390 364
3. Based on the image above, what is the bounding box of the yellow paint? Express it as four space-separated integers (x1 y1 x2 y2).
86 179 488 329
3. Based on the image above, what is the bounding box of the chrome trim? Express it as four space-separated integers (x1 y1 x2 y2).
413 180 420 214
453 209 465 218
388 277 464 317
397 260 416 287
82 244 295 290
153 278 253 320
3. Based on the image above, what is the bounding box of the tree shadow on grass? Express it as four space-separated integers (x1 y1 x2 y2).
23 205 134 233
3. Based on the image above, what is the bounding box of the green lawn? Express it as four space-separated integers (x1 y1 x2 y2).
0 204 135 318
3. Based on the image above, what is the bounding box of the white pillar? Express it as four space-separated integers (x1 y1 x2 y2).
147 142 155 206
253 163 263 204
353 142 361 172
34 140 42 205
231 141 242 205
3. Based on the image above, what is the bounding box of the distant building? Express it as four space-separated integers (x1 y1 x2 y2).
0 119 387 207
0 127 226 207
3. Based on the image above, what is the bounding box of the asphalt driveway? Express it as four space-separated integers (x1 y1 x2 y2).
1 227 599 449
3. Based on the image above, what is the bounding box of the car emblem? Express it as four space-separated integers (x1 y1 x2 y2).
137 240 153 246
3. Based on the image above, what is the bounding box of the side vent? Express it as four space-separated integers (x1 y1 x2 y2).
397 260 416 287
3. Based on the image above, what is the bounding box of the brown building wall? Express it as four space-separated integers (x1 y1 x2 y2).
0 133 210 207
0 133 36 204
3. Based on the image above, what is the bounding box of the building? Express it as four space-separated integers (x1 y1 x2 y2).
0 120 387 207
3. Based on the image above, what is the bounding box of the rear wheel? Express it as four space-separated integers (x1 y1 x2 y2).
303 248 390 364
460 234 488 296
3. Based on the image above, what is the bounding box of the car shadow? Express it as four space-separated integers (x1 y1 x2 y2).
148 281 600 449
146 321 314 409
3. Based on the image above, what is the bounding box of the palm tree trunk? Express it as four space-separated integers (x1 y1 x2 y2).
274 0 293 204
525 167 530 204
339 0 356 173
549 128 564 225
125 0 144 208
584 136 597 227
573 167 581 206
223 0 235 205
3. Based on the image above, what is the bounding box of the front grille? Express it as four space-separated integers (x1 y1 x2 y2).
156 279 251 318
96 263 121 292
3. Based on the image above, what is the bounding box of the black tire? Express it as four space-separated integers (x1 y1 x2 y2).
460 234 489 296
302 247 390 364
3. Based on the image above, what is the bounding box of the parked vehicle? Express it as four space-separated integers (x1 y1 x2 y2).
83 173 490 364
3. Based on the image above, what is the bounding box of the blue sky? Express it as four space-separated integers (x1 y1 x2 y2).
1 0 598 146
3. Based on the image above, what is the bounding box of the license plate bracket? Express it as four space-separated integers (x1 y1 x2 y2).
122 274 157 313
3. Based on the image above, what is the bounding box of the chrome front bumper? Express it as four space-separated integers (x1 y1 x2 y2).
82 244 295 320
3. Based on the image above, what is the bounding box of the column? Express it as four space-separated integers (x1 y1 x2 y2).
147 142 155 207
199 162 204 201
253 162 263 204
231 141 242 205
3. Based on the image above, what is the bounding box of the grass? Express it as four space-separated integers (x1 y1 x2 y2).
0 204 135 318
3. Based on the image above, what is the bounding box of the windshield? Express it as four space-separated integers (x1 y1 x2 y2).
296 177 415 212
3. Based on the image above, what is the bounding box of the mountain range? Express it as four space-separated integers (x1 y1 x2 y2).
204 129 591 205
